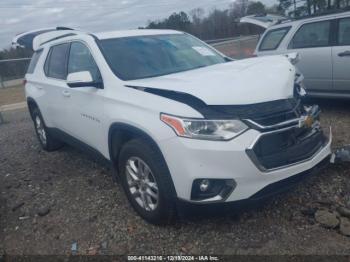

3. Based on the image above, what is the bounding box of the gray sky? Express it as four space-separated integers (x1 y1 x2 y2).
0 0 276 51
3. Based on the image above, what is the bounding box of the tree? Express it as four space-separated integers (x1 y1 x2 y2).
247 1 266 15
145 1 267 40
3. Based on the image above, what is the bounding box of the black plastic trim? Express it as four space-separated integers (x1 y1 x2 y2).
48 127 112 168
125 85 300 120
107 122 178 195
108 123 163 163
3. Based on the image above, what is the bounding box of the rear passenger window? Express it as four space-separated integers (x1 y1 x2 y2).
44 43 70 79
259 27 290 51
338 18 350 45
27 49 43 74
289 21 330 49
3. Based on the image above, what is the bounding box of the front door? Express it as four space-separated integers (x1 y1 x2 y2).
63 41 106 152
332 17 350 91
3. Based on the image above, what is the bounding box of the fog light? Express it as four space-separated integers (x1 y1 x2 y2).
191 179 236 202
199 179 210 192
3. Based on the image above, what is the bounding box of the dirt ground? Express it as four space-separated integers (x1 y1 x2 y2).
0 85 25 106
0 98 349 256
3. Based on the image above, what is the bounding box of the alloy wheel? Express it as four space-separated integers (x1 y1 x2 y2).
125 157 159 211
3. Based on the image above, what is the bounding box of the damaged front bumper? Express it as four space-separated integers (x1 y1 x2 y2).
160 98 334 203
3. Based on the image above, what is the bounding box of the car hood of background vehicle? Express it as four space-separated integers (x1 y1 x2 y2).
125 55 295 105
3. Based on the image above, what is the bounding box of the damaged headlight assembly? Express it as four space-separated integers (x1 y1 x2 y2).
160 114 248 141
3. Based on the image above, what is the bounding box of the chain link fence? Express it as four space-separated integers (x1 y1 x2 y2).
0 58 31 89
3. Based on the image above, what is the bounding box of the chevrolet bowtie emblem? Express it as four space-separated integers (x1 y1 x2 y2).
299 115 314 128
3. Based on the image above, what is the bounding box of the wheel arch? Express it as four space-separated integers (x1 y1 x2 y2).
27 97 39 120
108 122 163 165
108 122 178 198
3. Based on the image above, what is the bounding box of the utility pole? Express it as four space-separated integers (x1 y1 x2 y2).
0 74 4 89
0 111 4 124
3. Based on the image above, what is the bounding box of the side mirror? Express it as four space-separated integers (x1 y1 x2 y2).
67 71 103 89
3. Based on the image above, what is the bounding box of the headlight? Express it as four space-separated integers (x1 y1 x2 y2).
160 114 248 141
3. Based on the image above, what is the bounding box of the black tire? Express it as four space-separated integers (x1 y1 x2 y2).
32 107 63 151
118 139 177 225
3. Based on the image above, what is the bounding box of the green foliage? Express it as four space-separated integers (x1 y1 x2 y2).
247 1 266 15
279 0 350 17
144 11 191 31
0 47 32 60
144 1 265 40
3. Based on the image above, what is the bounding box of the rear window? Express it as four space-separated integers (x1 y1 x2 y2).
44 43 70 79
259 27 290 51
27 50 43 74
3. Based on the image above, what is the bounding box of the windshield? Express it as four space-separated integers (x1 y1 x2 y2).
99 34 226 80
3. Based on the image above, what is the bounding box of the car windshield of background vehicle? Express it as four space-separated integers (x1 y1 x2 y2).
99 34 226 80
259 27 290 51
289 21 331 49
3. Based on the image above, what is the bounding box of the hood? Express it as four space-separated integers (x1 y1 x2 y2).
125 55 295 106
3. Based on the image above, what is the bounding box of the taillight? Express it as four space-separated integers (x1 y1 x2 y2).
23 79 27 85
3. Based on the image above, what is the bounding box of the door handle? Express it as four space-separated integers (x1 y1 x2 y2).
62 90 71 97
338 51 350 57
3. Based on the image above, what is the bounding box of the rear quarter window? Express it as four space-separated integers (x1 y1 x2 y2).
27 49 43 74
259 27 291 51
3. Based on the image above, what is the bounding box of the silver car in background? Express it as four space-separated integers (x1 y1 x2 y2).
242 11 350 98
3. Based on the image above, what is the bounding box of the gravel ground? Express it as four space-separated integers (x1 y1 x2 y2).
0 100 350 256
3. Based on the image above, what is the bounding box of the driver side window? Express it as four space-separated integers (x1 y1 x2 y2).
68 42 101 82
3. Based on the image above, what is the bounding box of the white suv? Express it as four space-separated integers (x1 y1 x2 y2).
14 28 332 224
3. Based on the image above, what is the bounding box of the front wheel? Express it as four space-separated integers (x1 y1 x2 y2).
118 139 177 225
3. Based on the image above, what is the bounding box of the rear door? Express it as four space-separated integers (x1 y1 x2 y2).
43 43 71 129
332 17 350 91
287 20 333 91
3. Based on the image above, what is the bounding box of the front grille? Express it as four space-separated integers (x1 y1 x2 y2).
248 127 327 170
249 99 304 127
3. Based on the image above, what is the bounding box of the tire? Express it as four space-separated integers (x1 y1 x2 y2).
118 139 177 225
32 107 63 151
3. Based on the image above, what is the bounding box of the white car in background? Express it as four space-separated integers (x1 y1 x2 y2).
242 11 350 98
13 28 331 224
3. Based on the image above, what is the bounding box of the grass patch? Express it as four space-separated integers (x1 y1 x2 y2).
0 85 25 106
